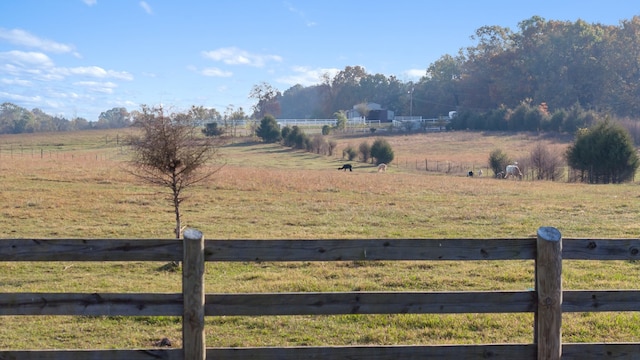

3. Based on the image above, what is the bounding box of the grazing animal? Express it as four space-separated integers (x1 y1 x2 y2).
154 337 173 347
377 163 387 172
338 164 353 172
468 171 474 177
496 171 504 179
504 165 523 180
478 169 483 177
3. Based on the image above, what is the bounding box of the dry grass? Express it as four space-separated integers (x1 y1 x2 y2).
1 129 640 349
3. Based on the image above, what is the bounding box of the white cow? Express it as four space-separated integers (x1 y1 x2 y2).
504 164 523 180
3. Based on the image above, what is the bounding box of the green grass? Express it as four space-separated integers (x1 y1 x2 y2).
1 130 640 349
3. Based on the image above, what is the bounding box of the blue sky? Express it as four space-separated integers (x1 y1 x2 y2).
1 1 638 121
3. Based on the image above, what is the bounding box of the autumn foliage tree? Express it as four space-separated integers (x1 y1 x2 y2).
126 105 224 238
249 82 281 119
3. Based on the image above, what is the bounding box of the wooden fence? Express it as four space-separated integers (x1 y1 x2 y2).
1 227 639 359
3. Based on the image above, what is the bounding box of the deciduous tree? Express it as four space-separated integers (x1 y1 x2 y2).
250 82 281 119
126 105 224 238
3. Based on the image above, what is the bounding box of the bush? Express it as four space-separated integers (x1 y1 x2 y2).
334 111 347 132
202 122 224 137
343 145 358 161
358 141 371 163
321 125 331 135
328 140 338 156
281 126 292 140
283 126 308 149
566 119 639 183
310 134 328 154
370 138 394 165
489 149 511 177
256 115 281 143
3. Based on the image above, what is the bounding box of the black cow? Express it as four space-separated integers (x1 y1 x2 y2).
338 164 353 171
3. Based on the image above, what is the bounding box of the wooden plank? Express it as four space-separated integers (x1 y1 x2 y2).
4 237 640 262
0 293 183 316
0 291 535 317
0 349 182 360
4 290 639 318
182 229 206 360
2 343 637 360
205 291 536 316
204 238 537 261
0 238 537 262
563 238 640 260
563 290 640 312
536 226 563 360
0 239 182 261
562 343 640 359
206 344 537 359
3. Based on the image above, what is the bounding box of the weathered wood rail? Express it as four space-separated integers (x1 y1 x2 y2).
1 227 639 359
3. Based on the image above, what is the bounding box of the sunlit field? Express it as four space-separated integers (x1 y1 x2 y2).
1 129 639 349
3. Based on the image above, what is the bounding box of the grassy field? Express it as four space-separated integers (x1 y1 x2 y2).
1 129 639 349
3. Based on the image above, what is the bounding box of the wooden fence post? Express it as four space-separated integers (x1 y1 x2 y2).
536 226 562 360
183 228 206 360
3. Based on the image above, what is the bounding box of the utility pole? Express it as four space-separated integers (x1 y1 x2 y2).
409 87 414 118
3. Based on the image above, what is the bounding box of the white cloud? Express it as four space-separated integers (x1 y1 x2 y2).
404 68 425 80
54 66 133 80
202 47 282 68
0 50 55 67
123 100 138 108
0 91 42 102
140 1 153 14
82 0 97 6
47 89 84 100
0 28 77 55
0 51 132 92
200 67 233 77
1 78 32 86
277 66 339 86
73 81 118 93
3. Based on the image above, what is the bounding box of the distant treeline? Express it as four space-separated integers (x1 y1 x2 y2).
274 16 640 129
4 16 640 135
0 103 131 134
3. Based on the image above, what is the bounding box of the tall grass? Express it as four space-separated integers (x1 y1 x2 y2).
1 130 640 349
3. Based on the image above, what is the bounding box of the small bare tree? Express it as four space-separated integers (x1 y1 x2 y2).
126 105 224 238
529 142 564 181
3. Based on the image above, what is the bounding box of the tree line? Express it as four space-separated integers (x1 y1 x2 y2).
0 102 251 136
0 103 131 134
5 15 640 136
259 16 640 130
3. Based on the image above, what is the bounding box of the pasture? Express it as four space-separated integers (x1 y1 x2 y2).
1 129 639 350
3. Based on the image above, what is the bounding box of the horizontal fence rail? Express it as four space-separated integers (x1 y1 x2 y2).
2 238 638 262
3 290 639 317
1 228 640 359
2 343 639 360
